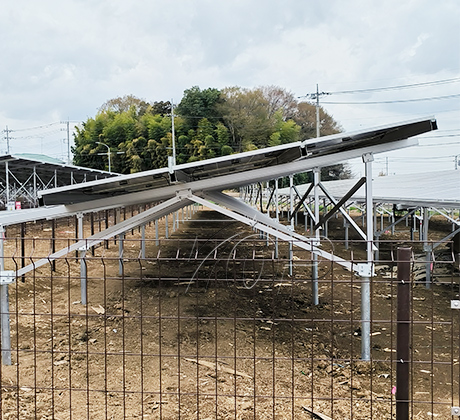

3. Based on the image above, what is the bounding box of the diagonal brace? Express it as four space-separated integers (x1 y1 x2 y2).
314 177 366 230
289 183 314 220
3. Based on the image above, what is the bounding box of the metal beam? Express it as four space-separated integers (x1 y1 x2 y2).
40 138 421 208
199 190 355 273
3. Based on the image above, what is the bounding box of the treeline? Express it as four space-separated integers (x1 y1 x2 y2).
72 86 350 180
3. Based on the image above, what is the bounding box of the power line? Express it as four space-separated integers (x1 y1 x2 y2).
328 77 460 95
322 93 460 105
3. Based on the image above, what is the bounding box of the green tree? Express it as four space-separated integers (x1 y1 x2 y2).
176 86 223 131
73 87 350 179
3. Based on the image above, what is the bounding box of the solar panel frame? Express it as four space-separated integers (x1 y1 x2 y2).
38 117 437 207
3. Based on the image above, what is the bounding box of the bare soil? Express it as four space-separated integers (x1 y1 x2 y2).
0 207 458 419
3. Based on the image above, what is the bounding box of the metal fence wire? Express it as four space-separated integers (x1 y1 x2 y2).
0 211 459 419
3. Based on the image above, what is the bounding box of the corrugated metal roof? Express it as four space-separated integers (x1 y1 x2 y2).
14 153 66 165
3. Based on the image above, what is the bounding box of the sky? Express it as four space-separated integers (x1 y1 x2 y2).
0 0 459 176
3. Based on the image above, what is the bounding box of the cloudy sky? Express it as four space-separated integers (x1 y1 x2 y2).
0 0 459 176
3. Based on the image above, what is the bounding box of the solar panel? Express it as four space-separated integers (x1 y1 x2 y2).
38 117 436 207
280 170 460 208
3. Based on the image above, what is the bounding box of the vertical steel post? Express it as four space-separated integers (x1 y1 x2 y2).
141 225 146 259
119 232 124 276
77 213 87 304
80 248 87 305
105 209 109 249
361 153 374 361
90 212 95 256
275 178 279 259
33 166 37 207
51 219 56 271
21 223 26 279
289 175 294 276
0 225 11 365
155 220 159 246
344 220 349 250
312 168 320 305
396 247 411 420
5 162 9 204
423 207 431 288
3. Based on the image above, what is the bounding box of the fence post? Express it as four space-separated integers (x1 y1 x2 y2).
0 225 12 365
396 247 411 420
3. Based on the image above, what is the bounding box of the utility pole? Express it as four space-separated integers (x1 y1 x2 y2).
171 99 176 166
300 84 330 138
4 126 12 155
316 84 320 138
66 119 70 164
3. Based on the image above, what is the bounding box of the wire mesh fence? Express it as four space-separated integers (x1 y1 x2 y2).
0 211 459 419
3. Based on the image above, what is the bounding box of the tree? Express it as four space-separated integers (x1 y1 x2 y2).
293 101 342 138
73 87 351 179
218 86 274 151
176 86 223 131
99 94 150 116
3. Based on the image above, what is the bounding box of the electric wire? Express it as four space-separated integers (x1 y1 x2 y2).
322 93 460 105
325 77 460 95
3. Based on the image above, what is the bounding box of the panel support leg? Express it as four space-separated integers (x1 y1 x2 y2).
312 168 320 306
361 153 374 361
141 225 146 259
80 249 87 305
0 226 11 365
119 233 124 276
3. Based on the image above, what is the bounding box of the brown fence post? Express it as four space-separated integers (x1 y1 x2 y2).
396 247 411 420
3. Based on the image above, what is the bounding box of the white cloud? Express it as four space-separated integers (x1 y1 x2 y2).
0 0 458 170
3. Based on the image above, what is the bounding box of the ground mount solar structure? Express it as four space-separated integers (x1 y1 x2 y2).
0 116 438 364
0 153 116 209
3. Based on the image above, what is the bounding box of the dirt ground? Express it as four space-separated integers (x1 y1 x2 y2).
0 206 459 419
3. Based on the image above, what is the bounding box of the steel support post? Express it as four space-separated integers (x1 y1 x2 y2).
361 153 374 361
423 207 432 288
77 213 87 304
312 168 320 306
51 219 56 271
141 225 146 259
324 199 328 237
155 220 159 246
0 225 12 365
21 223 26 281
344 220 349 250
80 248 87 305
105 210 109 249
5 162 9 204
165 215 169 239
118 233 125 276
289 175 294 276
396 247 411 420
119 232 124 276
275 179 279 259
33 166 37 207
